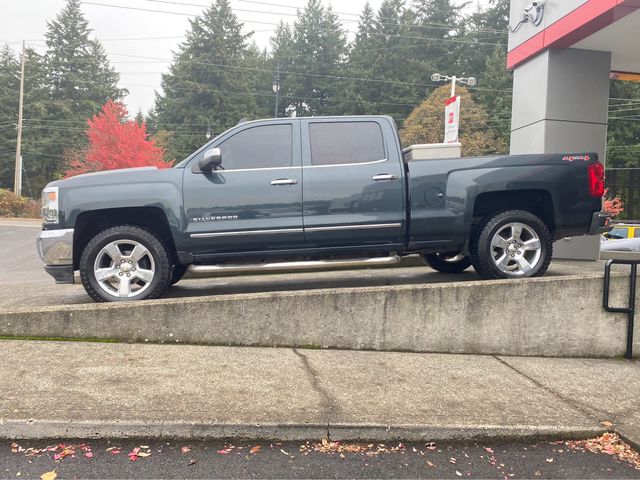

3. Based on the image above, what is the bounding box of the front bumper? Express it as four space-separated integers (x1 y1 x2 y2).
588 211 613 235
37 228 75 284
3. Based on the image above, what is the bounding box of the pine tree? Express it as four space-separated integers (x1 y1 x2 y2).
340 3 380 115
15 0 125 194
155 0 259 161
341 0 422 123
0 45 19 190
475 44 511 153
459 0 509 82
411 0 464 73
270 21 296 117
287 0 347 116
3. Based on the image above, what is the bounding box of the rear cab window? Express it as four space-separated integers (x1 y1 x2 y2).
309 121 386 166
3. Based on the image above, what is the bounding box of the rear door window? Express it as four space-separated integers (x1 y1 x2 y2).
309 122 385 166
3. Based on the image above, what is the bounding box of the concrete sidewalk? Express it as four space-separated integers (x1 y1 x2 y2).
0 340 638 445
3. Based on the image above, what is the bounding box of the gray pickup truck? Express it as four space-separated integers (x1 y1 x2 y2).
38 115 610 302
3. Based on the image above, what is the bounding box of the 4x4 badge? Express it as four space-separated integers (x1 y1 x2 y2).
562 155 591 162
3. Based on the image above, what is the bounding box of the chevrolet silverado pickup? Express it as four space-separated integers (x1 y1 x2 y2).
37 116 611 302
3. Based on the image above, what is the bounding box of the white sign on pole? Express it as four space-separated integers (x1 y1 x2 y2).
444 95 461 144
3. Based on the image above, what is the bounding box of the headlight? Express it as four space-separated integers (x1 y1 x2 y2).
42 186 59 224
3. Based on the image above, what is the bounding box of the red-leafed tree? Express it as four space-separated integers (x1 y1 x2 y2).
64 100 171 177
603 188 624 218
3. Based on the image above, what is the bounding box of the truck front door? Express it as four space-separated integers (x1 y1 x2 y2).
301 119 405 249
183 121 303 255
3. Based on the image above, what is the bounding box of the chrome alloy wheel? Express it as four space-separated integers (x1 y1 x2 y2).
490 222 542 276
93 239 156 298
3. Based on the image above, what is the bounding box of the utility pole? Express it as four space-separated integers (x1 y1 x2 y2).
272 63 281 118
14 41 25 197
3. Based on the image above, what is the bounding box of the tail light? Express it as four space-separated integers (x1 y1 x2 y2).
587 161 605 197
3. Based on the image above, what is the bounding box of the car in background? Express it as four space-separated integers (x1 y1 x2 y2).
603 222 640 240
600 236 640 253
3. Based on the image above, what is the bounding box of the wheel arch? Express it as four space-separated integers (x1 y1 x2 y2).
472 190 555 233
73 207 177 270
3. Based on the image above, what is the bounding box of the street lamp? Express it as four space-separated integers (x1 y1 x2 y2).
272 64 281 118
431 73 477 97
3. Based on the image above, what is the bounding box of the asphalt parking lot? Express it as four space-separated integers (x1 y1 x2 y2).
0 218 608 308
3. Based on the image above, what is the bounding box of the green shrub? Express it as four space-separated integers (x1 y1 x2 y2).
0 189 40 218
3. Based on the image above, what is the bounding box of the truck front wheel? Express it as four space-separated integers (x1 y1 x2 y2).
471 210 552 279
79 225 171 302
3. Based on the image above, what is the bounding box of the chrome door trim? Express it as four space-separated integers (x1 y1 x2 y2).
303 158 388 169
305 223 402 232
191 228 304 238
212 166 299 173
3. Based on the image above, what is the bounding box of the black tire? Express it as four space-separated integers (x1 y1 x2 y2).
168 263 188 287
471 209 552 279
424 253 472 273
79 225 171 302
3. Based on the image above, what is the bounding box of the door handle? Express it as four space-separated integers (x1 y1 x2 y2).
270 178 298 186
372 174 398 181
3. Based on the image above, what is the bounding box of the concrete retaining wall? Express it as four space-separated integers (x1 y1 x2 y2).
1 272 638 358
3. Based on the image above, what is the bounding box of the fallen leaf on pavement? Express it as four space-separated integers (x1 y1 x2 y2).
250 446 261 454
456 471 462 477
40 471 56 480
181 446 192 454
601 421 613 428
546 458 554 463
426 460 435 467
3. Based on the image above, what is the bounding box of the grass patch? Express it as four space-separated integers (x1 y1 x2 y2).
0 335 120 343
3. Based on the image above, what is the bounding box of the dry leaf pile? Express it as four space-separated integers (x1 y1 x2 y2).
565 433 640 470
299 439 407 456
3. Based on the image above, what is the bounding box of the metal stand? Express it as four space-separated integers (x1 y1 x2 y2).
603 259 638 359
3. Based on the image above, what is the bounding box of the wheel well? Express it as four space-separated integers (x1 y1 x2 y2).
472 190 555 232
73 207 177 269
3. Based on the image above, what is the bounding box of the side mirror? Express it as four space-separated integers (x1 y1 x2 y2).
197 148 222 173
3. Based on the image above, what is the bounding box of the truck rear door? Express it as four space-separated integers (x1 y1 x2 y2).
301 118 405 249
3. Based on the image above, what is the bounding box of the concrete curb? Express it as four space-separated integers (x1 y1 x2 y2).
0 419 605 443
1 271 636 358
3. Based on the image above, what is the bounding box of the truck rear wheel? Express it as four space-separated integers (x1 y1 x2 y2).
79 225 171 302
424 253 472 273
471 210 552 279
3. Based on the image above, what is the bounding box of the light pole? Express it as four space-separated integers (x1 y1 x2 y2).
272 64 281 118
431 73 477 97
205 122 212 140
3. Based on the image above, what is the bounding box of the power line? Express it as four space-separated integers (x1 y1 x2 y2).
137 0 509 36
103 51 514 93
79 2 505 47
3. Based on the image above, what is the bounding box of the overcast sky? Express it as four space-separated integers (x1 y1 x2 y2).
1 0 484 115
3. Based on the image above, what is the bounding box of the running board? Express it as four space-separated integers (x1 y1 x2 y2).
187 255 401 274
